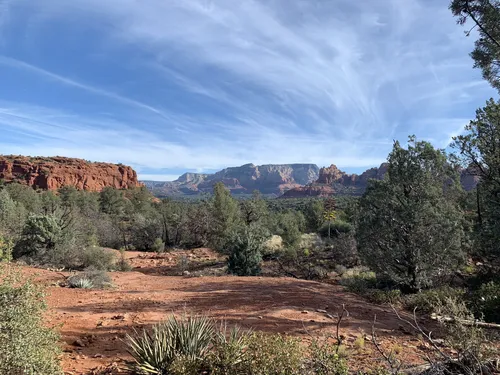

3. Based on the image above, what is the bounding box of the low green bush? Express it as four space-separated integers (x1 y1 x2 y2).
0 266 62 374
339 272 402 305
0 234 13 262
307 340 349 375
469 281 500 323
115 249 132 272
80 246 116 270
209 324 251 375
403 286 466 314
319 220 353 238
151 238 165 253
244 332 303 375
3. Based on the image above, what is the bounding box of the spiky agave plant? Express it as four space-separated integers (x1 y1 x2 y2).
127 315 215 374
68 277 93 289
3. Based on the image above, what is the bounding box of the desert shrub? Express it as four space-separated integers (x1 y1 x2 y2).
262 235 283 256
365 289 402 305
432 296 489 371
128 314 353 375
151 237 165 253
226 227 264 276
209 324 251 375
115 249 132 272
244 332 303 375
0 234 13 262
272 211 304 249
68 269 112 289
469 281 500 323
80 246 116 270
339 272 402 305
127 315 214 374
404 286 466 314
299 233 323 250
319 220 353 238
177 255 190 273
307 340 349 375
326 233 359 267
0 266 62 374
339 270 377 292
94 216 122 249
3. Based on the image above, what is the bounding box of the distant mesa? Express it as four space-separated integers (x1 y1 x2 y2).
142 163 320 197
1 154 479 198
0 155 142 192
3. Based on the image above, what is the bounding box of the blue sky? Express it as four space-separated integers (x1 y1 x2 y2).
0 0 496 181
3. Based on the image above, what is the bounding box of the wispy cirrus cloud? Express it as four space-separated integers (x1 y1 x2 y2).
0 0 496 179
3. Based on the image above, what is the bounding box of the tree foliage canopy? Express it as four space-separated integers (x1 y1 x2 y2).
450 0 500 91
357 137 465 291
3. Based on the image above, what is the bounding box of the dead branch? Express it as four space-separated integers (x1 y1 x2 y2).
335 304 348 353
371 315 404 375
391 305 451 362
275 258 300 279
431 314 500 330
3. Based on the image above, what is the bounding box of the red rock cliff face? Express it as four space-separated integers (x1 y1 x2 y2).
282 163 389 198
0 155 143 192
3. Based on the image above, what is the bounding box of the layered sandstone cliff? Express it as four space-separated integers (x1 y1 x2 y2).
282 163 389 198
143 163 320 197
0 155 142 192
282 162 479 198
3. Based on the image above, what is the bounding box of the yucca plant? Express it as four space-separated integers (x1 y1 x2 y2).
127 315 215 374
68 277 94 289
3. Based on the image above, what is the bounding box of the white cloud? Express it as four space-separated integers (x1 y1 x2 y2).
139 174 180 182
0 0 496 174
0 102 387 171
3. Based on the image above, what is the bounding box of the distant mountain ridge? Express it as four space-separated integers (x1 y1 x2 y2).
282 163 480 198
142 163 320 197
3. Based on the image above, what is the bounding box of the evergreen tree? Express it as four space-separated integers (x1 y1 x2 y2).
452 98 500 259
450 0 500 92
356 137 465 292
14 214 63 259
209 182 241 251
304 200 324 233
227 226 264 276
240 190 269 225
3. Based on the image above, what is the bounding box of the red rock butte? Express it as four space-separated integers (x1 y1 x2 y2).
0 155 143 192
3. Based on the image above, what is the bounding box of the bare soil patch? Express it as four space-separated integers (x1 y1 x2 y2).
22 250 442 374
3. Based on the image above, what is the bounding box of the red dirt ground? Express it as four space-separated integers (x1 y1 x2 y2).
21 249 444 374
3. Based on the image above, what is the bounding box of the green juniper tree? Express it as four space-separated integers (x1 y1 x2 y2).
452 98 500 260
226 225 266 276
209 182 241 251
450 0 500 91
356 137 465 292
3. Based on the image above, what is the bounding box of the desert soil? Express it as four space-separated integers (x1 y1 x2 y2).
21 249 443 374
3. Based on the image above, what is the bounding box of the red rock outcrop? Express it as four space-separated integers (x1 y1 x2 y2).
280 185 336 198
282 163 389 198
317 165 346 184
0 155 142 192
